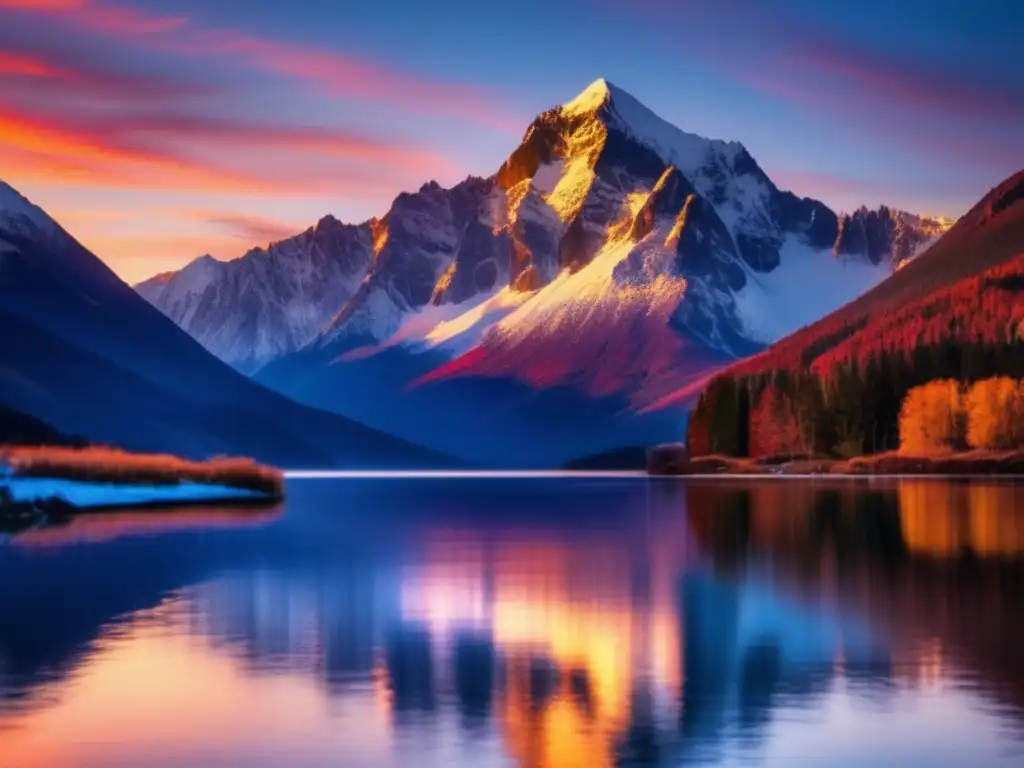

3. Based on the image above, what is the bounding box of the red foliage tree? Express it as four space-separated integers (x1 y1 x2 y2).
748 385 805 458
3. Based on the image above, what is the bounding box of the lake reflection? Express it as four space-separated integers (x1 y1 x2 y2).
1 478 1023 767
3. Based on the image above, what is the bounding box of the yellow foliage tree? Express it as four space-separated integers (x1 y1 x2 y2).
965 377 1024 449
899 379 966 453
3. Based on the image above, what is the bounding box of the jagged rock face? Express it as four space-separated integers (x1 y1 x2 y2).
316 176 509 348
312 77 889 359
771 191 839 251
834 206 954 266
137 215 375 372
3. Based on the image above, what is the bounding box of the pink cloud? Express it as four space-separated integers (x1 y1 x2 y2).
177 31 517 132
0 0 519 132
0 0 86 8
784 39 1024 122
0 99 438 196
0 0 186 32
78 2 186 35
0 50 72 77
0 45 214 100
86 113 455 175
623 0 1024 125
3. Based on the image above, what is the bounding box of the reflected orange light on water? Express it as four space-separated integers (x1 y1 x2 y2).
899 482 1024 556
397 529 685 768
0 598 389 768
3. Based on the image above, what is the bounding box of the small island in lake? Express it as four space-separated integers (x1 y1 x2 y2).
1 445 284 534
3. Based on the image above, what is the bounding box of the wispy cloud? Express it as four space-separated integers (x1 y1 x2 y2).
772 38 1024 123
622 0 1024 152
0 100 440 196
614 0 1024 177
0 0 517 131
0 0 186 33
199 212 303 245
0 36 453 194
169 31 517 132
0 50 71 77
83 112 455 174
0 45 213 100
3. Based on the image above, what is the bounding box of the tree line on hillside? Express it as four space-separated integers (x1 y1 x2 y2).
688 255 1024 458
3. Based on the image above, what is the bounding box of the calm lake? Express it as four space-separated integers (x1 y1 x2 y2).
2 477 1023 767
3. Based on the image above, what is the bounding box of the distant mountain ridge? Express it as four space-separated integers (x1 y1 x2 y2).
0 180 445 467
834 206 953 268
137 216 376 373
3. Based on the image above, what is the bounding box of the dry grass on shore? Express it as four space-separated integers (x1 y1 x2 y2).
0 446 284 497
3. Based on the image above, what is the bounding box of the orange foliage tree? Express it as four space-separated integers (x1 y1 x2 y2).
899 380 966 453
965 377 1024 449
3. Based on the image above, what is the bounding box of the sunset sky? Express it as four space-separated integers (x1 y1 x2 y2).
1 0 1021 284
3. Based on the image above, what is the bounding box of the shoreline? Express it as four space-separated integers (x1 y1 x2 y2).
650 450 1024 478
284 469 1023 481
1 446 285 535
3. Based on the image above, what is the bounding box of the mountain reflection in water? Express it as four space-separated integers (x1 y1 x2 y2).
1 478 1023 767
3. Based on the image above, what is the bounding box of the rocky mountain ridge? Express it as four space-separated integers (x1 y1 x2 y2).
137 79 949 374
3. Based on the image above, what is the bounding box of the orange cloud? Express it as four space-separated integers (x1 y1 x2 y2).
0 89 453 196
92 113 454 175
0 121 329 196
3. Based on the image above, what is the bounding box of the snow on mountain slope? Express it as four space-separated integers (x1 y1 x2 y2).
137 216 375 373
732 236 892 344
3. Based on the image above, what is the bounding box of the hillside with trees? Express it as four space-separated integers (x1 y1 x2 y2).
686 169 1024 459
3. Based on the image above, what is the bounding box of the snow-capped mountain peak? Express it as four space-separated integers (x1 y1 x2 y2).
563 78 743 179
561 77 617 114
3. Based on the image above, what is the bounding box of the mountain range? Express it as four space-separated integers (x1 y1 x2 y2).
0 182 443 467
140 80 953 376
136 79 954 465
8 78 1002 468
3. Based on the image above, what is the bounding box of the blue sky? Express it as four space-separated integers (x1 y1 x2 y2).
1 0 1021 282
